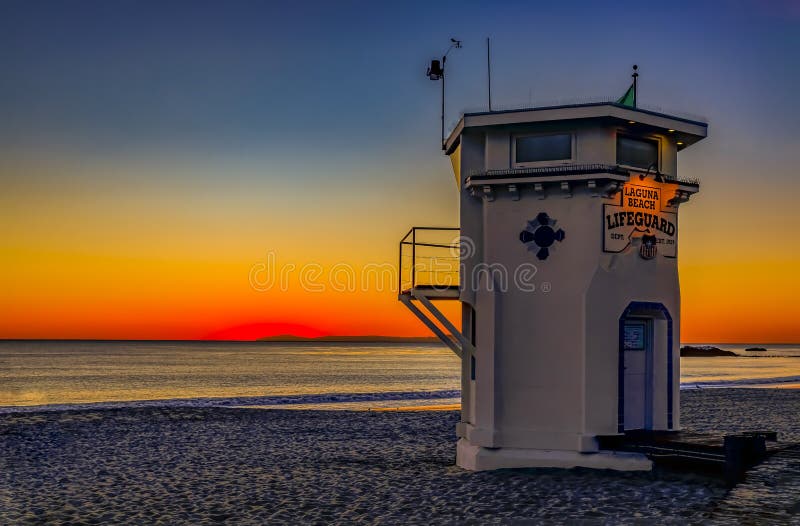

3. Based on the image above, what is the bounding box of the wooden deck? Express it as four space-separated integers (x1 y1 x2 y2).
597 430 781 485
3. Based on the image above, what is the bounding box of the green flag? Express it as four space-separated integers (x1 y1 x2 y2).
616 83 635 107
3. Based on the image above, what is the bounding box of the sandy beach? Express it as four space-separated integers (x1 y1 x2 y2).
1 389 799 525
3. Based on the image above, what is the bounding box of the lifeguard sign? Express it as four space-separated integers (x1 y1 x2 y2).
603 182 678 257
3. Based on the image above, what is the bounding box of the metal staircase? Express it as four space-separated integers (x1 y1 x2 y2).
397 227 471 357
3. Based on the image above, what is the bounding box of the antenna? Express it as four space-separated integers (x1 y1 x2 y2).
487 37 492 111
426 38 462 150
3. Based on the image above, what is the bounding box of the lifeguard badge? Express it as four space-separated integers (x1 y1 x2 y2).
640 234 658 260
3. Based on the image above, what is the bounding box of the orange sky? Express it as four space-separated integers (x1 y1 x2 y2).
1 148 798 343
0 151 461 340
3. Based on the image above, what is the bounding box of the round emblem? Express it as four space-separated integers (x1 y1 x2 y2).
519 212 565 260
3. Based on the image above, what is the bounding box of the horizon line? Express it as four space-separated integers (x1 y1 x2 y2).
0 338 798 345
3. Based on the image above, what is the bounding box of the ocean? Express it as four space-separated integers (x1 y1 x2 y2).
1 341 799 412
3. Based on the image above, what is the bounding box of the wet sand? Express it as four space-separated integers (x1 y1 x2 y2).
1 389 799 524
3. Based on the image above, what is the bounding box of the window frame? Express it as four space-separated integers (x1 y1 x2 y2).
616 133 661 172
511 132 576 169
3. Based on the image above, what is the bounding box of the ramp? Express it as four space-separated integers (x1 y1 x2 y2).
598 430 780 485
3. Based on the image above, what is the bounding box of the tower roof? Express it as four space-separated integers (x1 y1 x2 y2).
445 102 707 155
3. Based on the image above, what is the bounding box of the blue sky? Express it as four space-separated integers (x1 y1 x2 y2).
2 0 797 157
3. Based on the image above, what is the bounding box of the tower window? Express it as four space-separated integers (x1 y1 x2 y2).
514 134 572 165
617 136 658 170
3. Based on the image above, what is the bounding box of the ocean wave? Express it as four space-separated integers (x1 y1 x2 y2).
4 376 800 413
0 389 461 414
680 375 800 389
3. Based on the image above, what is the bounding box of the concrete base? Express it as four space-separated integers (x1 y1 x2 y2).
456 438 653 472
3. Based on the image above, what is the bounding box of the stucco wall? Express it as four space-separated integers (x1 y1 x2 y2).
456 119 687 453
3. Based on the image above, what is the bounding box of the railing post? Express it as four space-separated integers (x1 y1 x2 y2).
411 228 416 289
398 239 402 294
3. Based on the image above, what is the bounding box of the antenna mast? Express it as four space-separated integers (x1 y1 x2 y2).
426 38 461 150
487 37 492 111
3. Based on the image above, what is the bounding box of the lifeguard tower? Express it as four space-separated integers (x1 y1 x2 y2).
399 94 708 471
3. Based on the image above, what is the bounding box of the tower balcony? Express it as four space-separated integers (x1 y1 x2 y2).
398 227 461 298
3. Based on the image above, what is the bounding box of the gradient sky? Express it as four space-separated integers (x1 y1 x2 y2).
1 0 798 342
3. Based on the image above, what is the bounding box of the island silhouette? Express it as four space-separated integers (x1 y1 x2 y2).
257 334 443 344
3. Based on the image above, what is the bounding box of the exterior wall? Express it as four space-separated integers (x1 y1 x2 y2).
457 130 484 436
659 135 678 177
577 125 616 165
463 183 684 451
458 129 485 308
456 120 688 454
583 258 680 437
478 188 597 450
485 130 509 170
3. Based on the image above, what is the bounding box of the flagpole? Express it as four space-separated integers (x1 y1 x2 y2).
632 64 638 108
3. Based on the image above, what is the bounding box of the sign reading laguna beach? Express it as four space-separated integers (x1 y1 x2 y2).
603 183 677 257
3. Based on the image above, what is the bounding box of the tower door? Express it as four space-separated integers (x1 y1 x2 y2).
622 318 653 430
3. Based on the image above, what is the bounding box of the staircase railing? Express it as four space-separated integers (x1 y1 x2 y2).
398 227 460 294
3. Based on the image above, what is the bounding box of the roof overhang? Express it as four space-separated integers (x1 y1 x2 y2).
444 103 708 155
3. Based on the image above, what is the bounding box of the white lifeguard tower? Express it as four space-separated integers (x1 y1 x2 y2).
399 96 707 471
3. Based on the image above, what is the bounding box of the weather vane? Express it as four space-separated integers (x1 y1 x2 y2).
426 38 462 150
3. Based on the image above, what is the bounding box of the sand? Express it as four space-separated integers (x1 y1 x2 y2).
1 389 799 525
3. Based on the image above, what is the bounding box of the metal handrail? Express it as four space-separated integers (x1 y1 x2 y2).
398 227 460 294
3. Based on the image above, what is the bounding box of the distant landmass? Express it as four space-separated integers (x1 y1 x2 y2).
680 345 737 357
256 334 443 344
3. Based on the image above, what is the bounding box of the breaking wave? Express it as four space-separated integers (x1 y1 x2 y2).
680 375 800 389
5 375 800 414
0 389 461 414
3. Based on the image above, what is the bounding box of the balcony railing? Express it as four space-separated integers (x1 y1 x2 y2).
398 227 460 294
